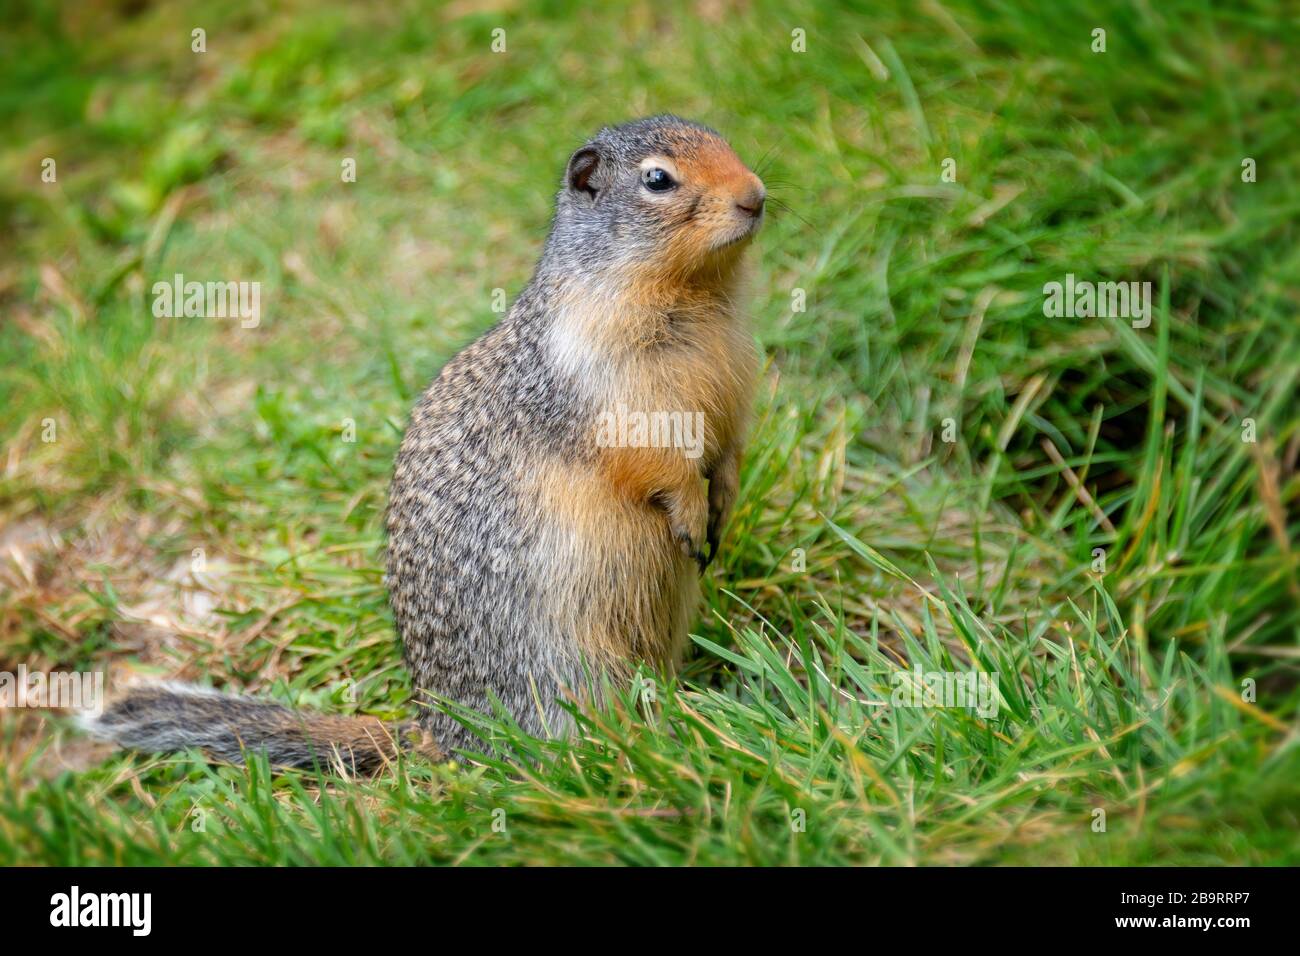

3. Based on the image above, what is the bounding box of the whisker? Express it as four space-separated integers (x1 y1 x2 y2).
752 137 786 180
766 196 815 230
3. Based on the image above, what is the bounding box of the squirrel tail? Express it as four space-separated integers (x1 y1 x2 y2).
82 682 441 773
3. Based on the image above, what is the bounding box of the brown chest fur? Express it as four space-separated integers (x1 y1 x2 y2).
532 274 757 671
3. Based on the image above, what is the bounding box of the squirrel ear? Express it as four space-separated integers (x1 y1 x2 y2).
565 146 603 199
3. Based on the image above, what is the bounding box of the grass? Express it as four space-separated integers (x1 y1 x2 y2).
0 0 1297 865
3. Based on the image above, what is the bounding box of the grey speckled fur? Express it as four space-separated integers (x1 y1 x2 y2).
386 292 591 748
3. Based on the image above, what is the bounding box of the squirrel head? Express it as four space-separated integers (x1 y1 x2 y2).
545 115 765 290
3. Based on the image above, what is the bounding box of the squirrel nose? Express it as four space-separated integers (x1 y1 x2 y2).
736 185 766 217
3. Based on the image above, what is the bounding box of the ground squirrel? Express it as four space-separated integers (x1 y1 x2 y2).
87 116 765 770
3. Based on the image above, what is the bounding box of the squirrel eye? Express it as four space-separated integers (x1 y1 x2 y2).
641 167 676 192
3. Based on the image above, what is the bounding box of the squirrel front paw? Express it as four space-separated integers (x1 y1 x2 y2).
705 447 740 571
653 485 710 574
672 522 709 573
